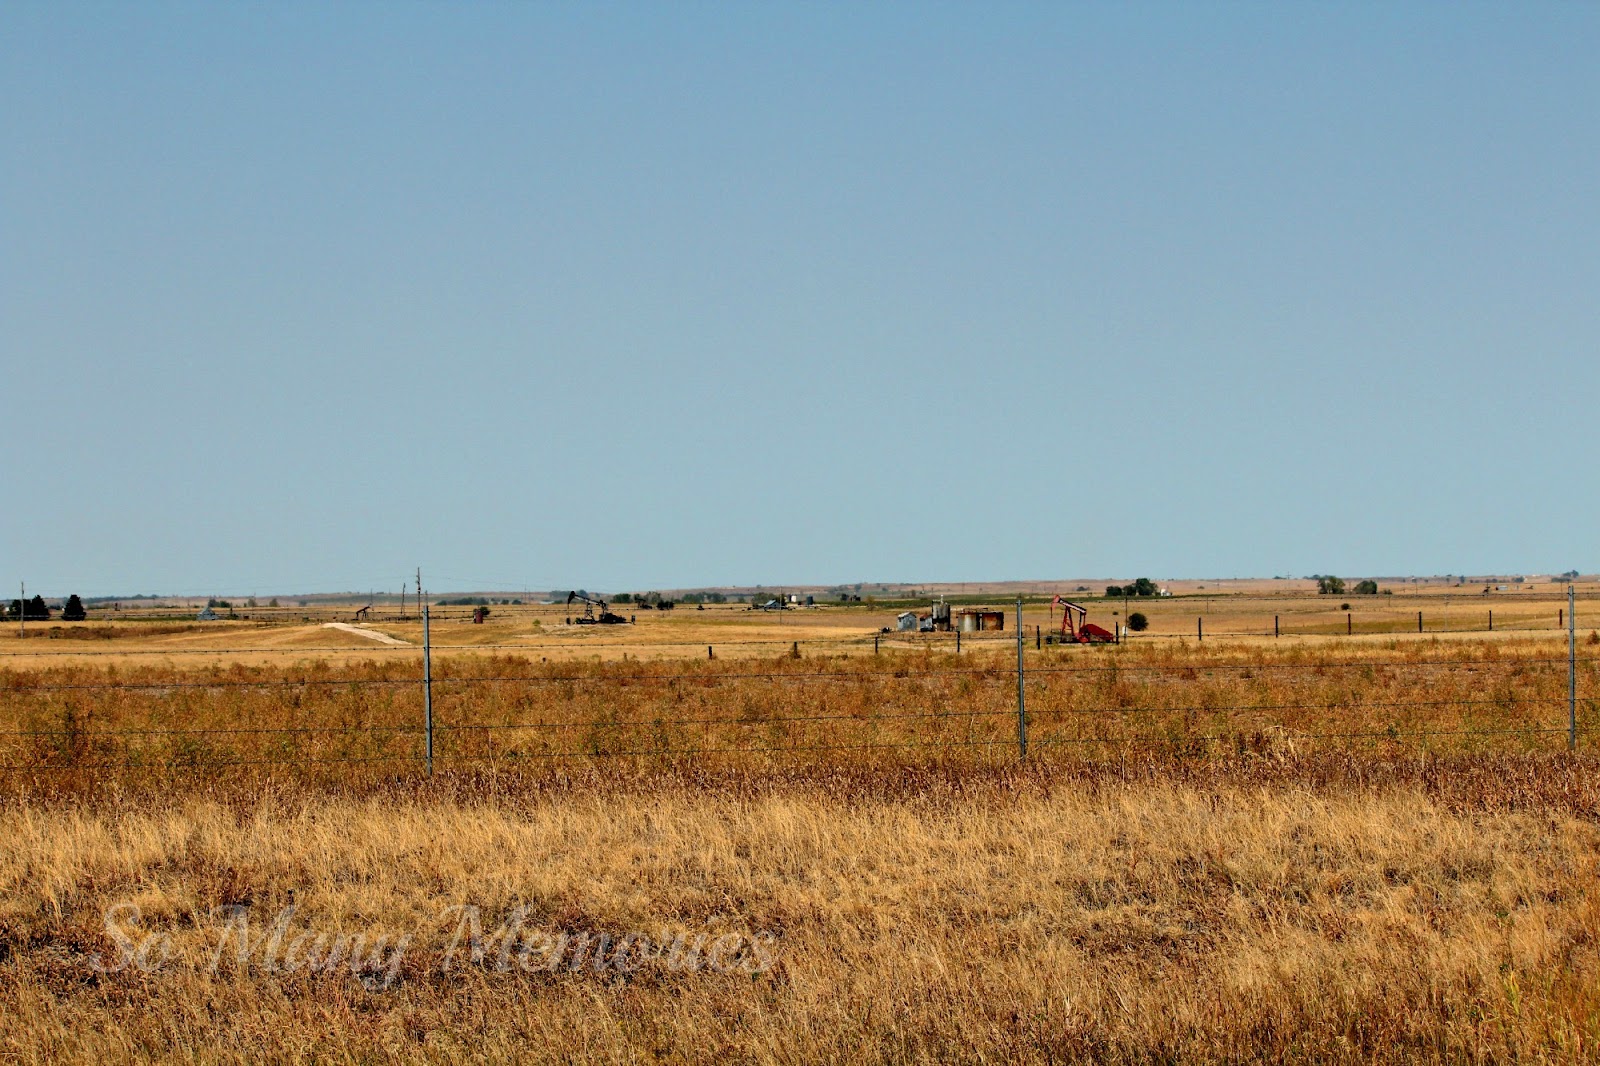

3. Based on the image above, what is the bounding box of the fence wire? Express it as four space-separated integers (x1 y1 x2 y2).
1 632 1593 776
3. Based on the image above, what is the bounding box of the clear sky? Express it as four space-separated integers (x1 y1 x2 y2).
4 2 1597 598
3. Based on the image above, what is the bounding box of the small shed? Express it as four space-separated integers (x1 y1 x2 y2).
896 611 918 632
196 607 219 621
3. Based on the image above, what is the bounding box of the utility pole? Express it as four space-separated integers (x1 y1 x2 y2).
18 582 23 638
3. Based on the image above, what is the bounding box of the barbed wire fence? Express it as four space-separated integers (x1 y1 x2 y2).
0 592 1594 778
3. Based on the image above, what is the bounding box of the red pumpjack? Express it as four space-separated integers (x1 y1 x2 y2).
1052 596 1117 644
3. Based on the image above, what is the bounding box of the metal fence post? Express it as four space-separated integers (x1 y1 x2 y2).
1016 597 1027 758
423 603 434 776
1570 584 1577 750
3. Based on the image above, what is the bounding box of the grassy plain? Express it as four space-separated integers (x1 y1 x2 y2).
6 577 1590 668
1 585 1598 1062
6 761 1600 1062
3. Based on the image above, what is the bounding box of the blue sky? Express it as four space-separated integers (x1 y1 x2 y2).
4 3 1597 597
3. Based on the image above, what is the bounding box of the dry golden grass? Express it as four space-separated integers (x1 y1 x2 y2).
1 638 1593 779
6 580 1594 669
3 759 1600 1063
2 621 1599 1062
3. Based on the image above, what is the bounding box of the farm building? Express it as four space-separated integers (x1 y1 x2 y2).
957 609 1005 632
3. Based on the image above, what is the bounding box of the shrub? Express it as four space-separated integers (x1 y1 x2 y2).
1127 612 1149 632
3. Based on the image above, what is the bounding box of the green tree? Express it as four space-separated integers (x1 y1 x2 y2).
62 594 87 621
1127 612 1149 632
1353 580 1378 595
1317 576 1346 595
1105 585 1124 598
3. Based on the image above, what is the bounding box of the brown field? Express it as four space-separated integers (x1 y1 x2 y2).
2 586 1598 1062
1 586 1591 673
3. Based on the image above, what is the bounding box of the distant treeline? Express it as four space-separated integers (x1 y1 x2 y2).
5 595 87 621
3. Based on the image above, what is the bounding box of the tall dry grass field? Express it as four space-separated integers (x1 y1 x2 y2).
2 636 1599 1062
2 638 1593 774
